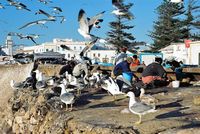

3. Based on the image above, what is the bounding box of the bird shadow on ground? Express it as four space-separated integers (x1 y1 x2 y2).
74 90 107 107
88 100 122 109
156 99 183 109
145 87 169 95
155 107 193 119
180 120 200 129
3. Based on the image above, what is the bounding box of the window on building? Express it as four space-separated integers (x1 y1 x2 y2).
46 49 49 52
57 46 60 51
68 54 70 58
98 53 100 57
80 46 82 50
93 53 96 57
74 46 76 50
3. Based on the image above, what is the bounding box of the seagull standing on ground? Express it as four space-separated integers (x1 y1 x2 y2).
59 83 75 111
10 80 25 90
139 88 158 107
126 91 156 124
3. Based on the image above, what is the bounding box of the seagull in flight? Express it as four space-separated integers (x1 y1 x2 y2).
0 3 5 9
78 9 105 40
35 9 66 23
8 32 40 45
112 0 126 15
170 0 184 3
7 0 31 11
38 0 52 5
17 33 40 45
51 6 62 14
18 19 55 29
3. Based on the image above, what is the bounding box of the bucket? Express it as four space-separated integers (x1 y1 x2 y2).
122 72 133 82
172 80 180 88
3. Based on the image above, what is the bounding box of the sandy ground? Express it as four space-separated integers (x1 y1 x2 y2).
0 64 200 133
65 87 200 133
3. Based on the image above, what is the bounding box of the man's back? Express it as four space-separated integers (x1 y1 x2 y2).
142 62 166 78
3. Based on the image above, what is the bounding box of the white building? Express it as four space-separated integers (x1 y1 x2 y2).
21 38 122 64
160 41 200 65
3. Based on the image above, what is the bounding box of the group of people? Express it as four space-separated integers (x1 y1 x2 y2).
113 47 170 90
30 47 189 92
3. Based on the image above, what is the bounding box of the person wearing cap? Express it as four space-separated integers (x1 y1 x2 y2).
141 57 169 88
114 47 128 65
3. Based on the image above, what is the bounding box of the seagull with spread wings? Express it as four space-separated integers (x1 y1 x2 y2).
17 34 40 45
7 0 31 11
51 6 62 14
78 9 105 40
112 0 127 15
0 3 5 9
38 0 52 5
18 19 55 29
35 9 66 23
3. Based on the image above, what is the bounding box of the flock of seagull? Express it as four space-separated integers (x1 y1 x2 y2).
0 0 138 47
10 64 159 125
6 0 184 125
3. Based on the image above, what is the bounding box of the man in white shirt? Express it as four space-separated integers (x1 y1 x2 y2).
114 47 128 65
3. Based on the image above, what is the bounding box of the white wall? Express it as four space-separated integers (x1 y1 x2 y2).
161 41 200 65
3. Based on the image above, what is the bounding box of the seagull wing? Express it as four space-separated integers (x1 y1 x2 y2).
29 37 39 45
52 6 62 12
18 19 52 29
38 9 52 18
78 9 89 34
18 21 38 29
112 0 123 9
130 102 154 113
88 11 105 27
79 38 98 57
60 45 72 51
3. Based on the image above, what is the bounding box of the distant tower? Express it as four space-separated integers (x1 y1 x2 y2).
5 35 13 56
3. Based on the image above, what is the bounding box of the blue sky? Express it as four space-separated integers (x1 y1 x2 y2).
0 0 194 47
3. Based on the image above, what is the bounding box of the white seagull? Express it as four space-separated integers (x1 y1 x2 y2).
0 3 5 9
17 33 40 45
170 0 184 3
59 83 75 111
139 88 158 107
101 77 125 100
78 9 105 40
35 9 66 23
7 0 31 11
112 0 127 15
18 19 55 29
10 80 25 90
51 6 62 14
126 91 156 124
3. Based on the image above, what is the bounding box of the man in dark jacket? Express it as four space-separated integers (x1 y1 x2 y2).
141 57 169 88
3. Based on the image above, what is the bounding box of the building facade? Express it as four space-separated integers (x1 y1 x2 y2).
20 38 120 64
161 41 200 65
